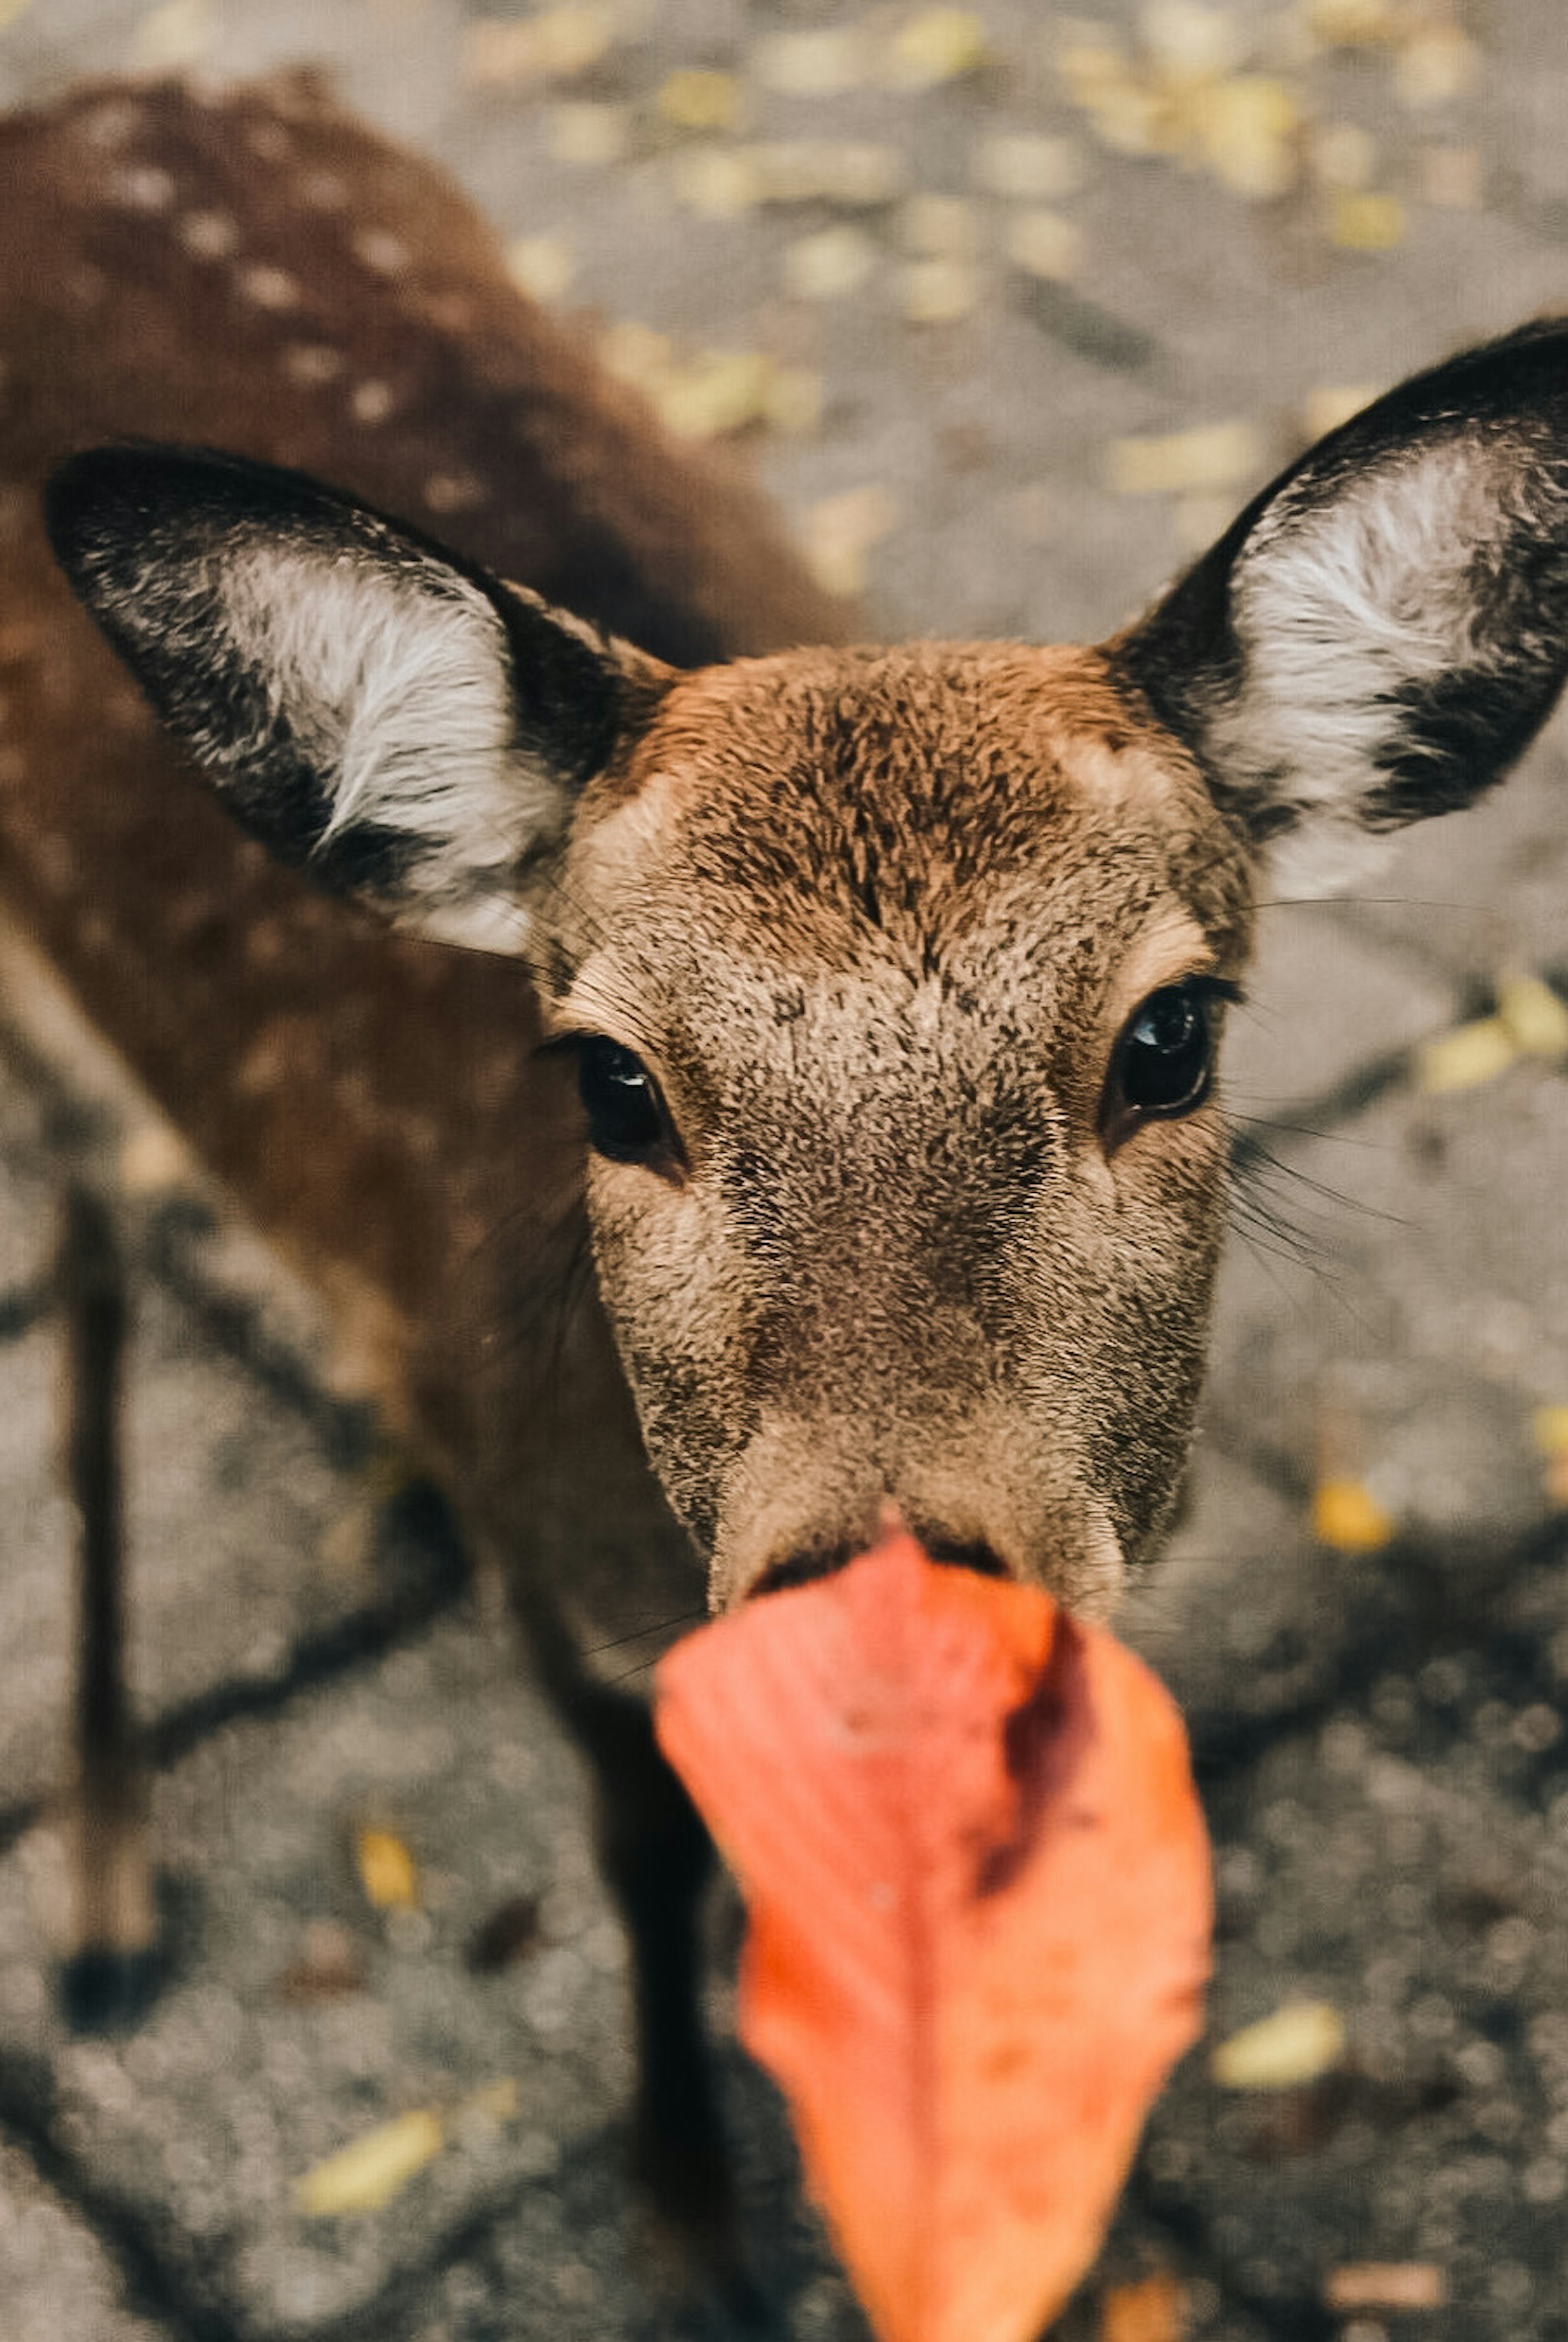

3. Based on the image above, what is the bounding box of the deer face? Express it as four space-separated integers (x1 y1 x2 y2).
47 322 1568 1614
545 645 1251 1610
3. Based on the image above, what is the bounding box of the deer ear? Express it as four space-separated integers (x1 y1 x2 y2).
46 445 662 953
1115 321 1568 894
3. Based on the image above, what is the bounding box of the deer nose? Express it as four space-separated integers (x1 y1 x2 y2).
753 1528 1013 1598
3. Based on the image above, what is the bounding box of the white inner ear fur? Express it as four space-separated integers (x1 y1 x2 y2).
1207 441 1498 899
222 544 568 953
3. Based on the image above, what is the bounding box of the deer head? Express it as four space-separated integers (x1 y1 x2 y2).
46 322 1568 1617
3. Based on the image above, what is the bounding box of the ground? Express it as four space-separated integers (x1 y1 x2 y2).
0 2 1566 2338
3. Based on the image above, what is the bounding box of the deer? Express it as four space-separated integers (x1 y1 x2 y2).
6 63 1568 2309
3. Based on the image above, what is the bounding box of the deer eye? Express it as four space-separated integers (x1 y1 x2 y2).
1102 978 1232 1148
575 1037 669 1163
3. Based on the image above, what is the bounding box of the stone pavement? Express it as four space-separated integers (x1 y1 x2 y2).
0 2 1566 2337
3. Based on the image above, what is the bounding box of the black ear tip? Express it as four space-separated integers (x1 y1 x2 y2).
44 445 203 580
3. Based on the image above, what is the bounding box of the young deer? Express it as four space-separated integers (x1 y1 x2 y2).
5 67 1568 2280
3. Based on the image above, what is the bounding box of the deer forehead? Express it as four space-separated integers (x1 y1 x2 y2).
553 640 1253 1054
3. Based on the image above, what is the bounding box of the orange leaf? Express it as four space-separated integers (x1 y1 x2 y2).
655 1533 1211 2342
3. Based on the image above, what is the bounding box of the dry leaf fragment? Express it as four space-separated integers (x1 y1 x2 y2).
279 1921 367 2004
900 194 980 257
973 132 1085 201
1325 2263 1447 2312
1101 2271 1186 2342
671 146 764 217
132 0 211 68
1307 0 1397 44
1005 208 1083 282
1496 973 1568 1059
883 8 990 90
753 26 872 97
1416 1014 1517 1094
653 350 775 441
296 2109 444 2216
1394 29 1478 109
656 1533 1211 2342
899 257 981 324
1140 0 1243 82
798 486 901 599
462 7 615 89
784 226 878 302
1212 2001 1346 2090
1311 1477 1393 1553
549 101 633 167
355 1825 419 1911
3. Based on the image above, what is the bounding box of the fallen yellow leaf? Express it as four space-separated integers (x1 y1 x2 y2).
1301 383 1380 439
296 2109 444 2216
1197 76 1299 200
656 69 743 133
1312 1477 1393 1554
1496 973 1568 1059
1531 1406 1568 1457
1328 190 1407 250
1325 2263 1447 2312
1416 1015 1517 1094
883 7 989 90
799 486 900 599
1211 2000 1346 2090
1107 420 1264 496
356 1826 420 1911
1101 2270 1185 2342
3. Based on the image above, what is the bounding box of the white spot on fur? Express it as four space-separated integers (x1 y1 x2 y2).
423 471 486 516
283 343 345 386
112 165 176 211
350 379 396 425
78 100 142 151
180 209 240 258
220 548 567 953
300 170 350 210
1205 441 1497 894
238 263 301 310
245 118 292 162
354 229 410 275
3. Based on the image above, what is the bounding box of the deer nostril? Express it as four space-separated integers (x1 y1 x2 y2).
752 1532 1011 1599
916 1535 1011 1579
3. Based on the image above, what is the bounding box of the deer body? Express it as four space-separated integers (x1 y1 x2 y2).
9 67 1568 2292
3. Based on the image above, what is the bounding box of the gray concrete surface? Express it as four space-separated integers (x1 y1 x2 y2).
0 2 1566 2337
